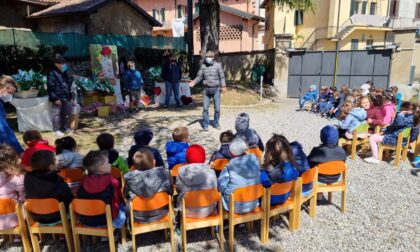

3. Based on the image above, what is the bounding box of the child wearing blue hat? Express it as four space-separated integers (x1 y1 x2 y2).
298 85 318 111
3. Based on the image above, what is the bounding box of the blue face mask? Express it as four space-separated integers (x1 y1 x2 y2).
60 64 68 72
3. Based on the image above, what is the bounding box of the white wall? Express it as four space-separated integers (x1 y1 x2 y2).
398 0 420 19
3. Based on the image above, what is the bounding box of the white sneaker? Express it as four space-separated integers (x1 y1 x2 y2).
364 157 380 164
54 131 65 137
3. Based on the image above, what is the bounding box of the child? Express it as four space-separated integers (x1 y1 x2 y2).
319 87 337 116
331 85 350 118
364 102 417 164
326 91 341 117
234 112 264 152
96 133 129 174
337 101 367 139
312 86 328 113
218 138 260 214
298 85 317 111
77 151 125 228
55 136 84 170
166 127 189 170
381 90 396 125
307 125 347 187
176 144 217 217
0 144 25 230
289 140 312 195
21 130 55 168
260 135 298 206
365 95 385 132
127 128 164 168
124 60 143 111
390 86 402 111
209 130 235 176
24 150 73 224
123 148 172 223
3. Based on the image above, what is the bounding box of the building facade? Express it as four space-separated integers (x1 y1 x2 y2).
136 0 265 53
262 0 420 51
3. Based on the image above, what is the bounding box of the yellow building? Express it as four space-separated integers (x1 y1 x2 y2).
261 0 416 51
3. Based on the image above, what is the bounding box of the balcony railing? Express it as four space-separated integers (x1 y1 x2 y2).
387 17 420 30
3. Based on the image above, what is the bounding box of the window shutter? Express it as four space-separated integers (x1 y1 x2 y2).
415 3 420 19
195 3 199 14
161 8 166 22
177 5 182 18
294 10 303 26
370 2 376 15
361 1 367 14
350 0 355 16
152 9 156 19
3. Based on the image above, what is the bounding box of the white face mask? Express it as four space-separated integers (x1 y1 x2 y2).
205 57 213 64
0 93 13 103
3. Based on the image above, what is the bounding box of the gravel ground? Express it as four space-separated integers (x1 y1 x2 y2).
2 98 420 252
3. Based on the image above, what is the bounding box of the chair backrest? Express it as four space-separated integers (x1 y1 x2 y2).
0 198 16 215
317 161 346 175
184 188 219 208
132 192 169 212
269 181 294 196
233 184 264 203
301 168 316 184
58 168 85 183
355 122 368 134
26 198 60 215
72 199 106 216
248 147 263 158
213 159 229 171
171 163 185 177
400 127 411 138
111 167 122 179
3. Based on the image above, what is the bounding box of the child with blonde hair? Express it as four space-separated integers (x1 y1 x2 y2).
166 127 189 169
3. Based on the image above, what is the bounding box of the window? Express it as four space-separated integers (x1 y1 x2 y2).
366 39 373 49
177 5 182 18
161 8 165 22
351 39 359 50
416 3 420 20
390 0 399 17
195 3 200 14
361 1 367 14
152 9 156 19
370 2 377 15
354 1 360 14
265 15 270 31
294 10 304 26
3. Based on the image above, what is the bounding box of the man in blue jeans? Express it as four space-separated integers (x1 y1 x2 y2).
189 51 227 131
161 54 182 108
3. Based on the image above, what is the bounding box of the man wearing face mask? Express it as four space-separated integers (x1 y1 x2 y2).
189 51 227 131
0 75 24 154
161 53 182 108
47 54 73 137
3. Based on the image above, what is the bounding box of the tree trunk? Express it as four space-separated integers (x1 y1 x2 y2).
199 0 220 58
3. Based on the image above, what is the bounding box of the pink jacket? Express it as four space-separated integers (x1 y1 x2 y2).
0 172 25 230
381 102 396 125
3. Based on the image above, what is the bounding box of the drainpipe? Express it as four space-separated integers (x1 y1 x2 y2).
333 0 342 87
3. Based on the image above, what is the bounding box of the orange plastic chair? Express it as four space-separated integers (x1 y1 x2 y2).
265 178 302 238
111 167 125 189
171 163 186 195
248 147 263 163
0 199 31 252
213 159 229 172
69 199 126 252
24 198 73 252
225 184 267 252
296 167 318 229
181 188 224 252
129 192 175 252
58 168 85 183
316 161 347 213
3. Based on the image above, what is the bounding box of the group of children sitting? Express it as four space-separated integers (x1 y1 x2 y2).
0 111 348 236
298 82 420 164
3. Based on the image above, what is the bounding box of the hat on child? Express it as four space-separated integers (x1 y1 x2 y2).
235 112 250 133
134 128 153 146
229 137 248 157
186 144 206 164
310 85 317 90
320 125 339 146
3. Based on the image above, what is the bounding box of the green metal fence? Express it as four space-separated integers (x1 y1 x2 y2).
0 29 186 57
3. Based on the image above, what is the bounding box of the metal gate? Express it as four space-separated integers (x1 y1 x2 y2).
287 49 392 98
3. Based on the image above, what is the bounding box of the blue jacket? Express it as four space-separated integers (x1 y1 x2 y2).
235 128 264 151
124 69 143 91
302 90 317 101
383 113 414 146
260 162 298 205
161 62 182 84
165 141 188 169
47 68 72 102
319 92 328 102
411 126 420 143
217 154 260 213
0 101 23 154
327 92 336 103
209 143 233 162
338 108 367 134
289 141 312 194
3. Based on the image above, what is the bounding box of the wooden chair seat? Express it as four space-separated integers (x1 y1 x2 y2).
338 123 368 160
378 127 411 167
132 215 171 227
185 210 220 224
269 199 294 211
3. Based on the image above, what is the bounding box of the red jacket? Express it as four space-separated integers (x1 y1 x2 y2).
78 174 122 220
22 140 56 167
366 106 385 126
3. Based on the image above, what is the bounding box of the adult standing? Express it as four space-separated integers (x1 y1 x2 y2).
47 54 72 137
0 75 23 154
161 54 182 108
189 51 227 131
